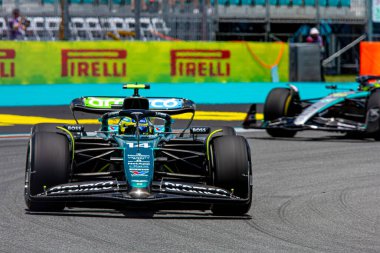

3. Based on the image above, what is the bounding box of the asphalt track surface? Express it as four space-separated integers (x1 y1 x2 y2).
1 106 380 252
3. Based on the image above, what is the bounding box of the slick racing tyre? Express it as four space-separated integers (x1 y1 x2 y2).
366 90 380 140
31 123 59 134
210 136 252 216
264 88 298 138
209 126 236 136
25 132 70 211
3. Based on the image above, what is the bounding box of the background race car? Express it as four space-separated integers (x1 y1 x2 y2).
243 76 380 140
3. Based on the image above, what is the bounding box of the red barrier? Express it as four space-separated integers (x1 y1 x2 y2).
360 42 380 75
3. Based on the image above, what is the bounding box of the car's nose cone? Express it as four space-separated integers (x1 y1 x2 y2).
128 188 151 199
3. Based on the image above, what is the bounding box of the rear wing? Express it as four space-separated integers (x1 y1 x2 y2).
70 96 196 115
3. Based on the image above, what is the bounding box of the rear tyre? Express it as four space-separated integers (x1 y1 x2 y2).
264 88 298 138
366 90 380 141
25 132 70 211
210 136 252 216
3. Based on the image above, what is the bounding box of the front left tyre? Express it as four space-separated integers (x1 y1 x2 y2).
25 132 70 211
210 135 252 216
264 88 299 138
31 123 59 134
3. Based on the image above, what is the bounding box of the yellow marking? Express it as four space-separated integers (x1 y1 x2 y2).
0 111 260 125
163 164 174 173
98 163 110 172
206 129 223 161
0 114 98 125
108 118 121 125
56 126 75 160
255 113 264 120
173 111 247 121
0 123 13 126
123 84 148 89
284 94 292 116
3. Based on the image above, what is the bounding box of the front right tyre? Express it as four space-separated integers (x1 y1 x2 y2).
25 132 70 211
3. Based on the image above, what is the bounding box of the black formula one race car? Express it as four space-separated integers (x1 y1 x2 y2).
243 75 380 140
25 84 252 216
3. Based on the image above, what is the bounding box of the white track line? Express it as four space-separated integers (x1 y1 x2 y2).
235 127 264 133
0 133 30 140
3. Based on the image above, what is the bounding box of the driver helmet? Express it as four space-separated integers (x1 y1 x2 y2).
118 117 153 135
360 80 380 91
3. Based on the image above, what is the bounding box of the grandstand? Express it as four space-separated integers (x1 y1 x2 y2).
0 0 368 73
0 0 366 40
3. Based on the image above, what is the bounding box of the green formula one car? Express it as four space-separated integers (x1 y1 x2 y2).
243 75 380 140
25 84 252 216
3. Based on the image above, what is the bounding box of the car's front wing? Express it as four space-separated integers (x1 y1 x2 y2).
28 180 250 208
245 116 367 132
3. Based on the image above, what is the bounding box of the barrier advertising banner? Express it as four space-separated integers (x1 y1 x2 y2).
0 41 288 84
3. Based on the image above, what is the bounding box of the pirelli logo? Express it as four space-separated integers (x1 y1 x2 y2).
170 49 230 77
0 49 15 78
61 49 127 77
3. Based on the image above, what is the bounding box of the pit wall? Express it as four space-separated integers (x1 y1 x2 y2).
0 41 288 85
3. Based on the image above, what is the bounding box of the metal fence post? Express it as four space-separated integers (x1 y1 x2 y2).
265 0 270 41
201 0 207 40
59 0 70 40
135 0 141 40
162 0 169 17
368 0 373 41
316 0 320 30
